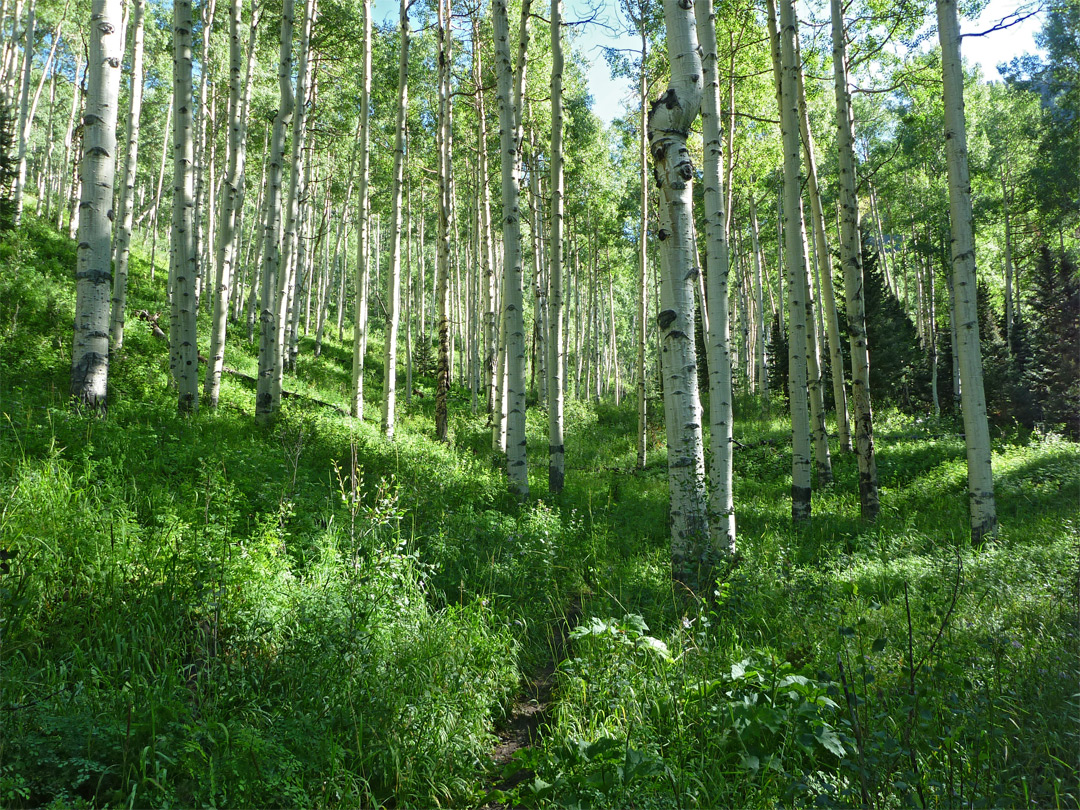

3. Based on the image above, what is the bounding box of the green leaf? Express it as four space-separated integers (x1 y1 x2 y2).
872 637 887 652
816 726 846 757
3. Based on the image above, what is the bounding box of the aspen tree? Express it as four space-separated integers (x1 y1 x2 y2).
109 0 145 351
776 0 812 521
831 0 879 520
11 0 32 226
696 0 735 556
548 0 565 492
256 0 294 423
937 0 996 542
350 0 372 419
171 0 199 413
635 20 648 469
650 0 710 583
146 93 170 280
204 0 254 407
749 196 768 406
794 27 850 453
471 12 497 415
381 0 410 439
434 0 451 440
276 0 312 401
70 0 121 410
492 0 530 494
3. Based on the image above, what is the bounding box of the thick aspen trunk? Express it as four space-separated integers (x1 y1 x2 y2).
381 0 409 439
651 0 710 584
831 0 879 520
773 0 812 521
109 0 144 351
170 0 199 413
255 0 294 423
491 0 530 494
696 0 735 557
70 0 121 410
937 0 997 543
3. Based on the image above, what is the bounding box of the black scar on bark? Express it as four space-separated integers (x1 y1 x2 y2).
657 229 669 241
657 309 677 330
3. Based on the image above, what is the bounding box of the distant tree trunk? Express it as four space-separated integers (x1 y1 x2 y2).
548 0 565 492
749 192 769 409
109 0 145 351
170 0 199 413
774 0 812 521
256 0 294 423
831 0 879 520
70 0 121 410
937 0 997 543
1001 164 1013 349
381 0 409 439
147 93 170 281
696 0 735 557
491 0 530 494
651 0 710 584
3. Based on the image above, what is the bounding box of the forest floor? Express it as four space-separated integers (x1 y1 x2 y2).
1 216 1078 809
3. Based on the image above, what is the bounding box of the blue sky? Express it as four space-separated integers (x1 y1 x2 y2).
370 0 1047 124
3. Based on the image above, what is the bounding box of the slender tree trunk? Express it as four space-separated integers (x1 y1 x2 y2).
651 0 710 584
696 0 735 557
70 0 121 410
147 93 170 281
548 0 565 492
795 28 850 452
109 0 144 351
435 0 452 440
170 0 199 413
831 0 879 520
255 0 294 423
774 0 812 521
749 193 769 409
937 0 997 542
350 0 371 418
381 0 409 438
12 0 33 226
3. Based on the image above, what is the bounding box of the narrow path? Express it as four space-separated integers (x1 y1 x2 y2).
485 602 581 799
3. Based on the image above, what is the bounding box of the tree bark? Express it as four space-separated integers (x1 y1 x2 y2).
256 0 294 423
548 0 565 492
350 0 371 419
937 0 997 543
650 0 710 584
831 0 879 520
70 0 121 410
381 0 409 439
170 0 199 413
109 0 144 351
434 0 452 440
696 0 735 557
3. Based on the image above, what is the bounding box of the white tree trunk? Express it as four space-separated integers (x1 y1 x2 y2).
70 0 121 410
381 0 409 438
696 0 735 557
256 0 294 423
492 0 530 495
434 0 452 440
651 0 710 583
171 0 199 413
12 0 33 226
548 0 565 492
775 0 812 521
108 0 144 351
831 0 879 520
350 0 371 419
937 0 997 542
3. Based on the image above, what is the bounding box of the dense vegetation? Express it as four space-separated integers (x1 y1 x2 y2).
2 211 1077 808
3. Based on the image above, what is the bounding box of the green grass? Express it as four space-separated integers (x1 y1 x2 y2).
1 216 1077 808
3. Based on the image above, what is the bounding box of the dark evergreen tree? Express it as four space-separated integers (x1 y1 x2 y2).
0 93 16 233
1025 248 1079 437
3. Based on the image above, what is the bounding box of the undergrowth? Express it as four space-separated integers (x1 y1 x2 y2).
1 216 1077 808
